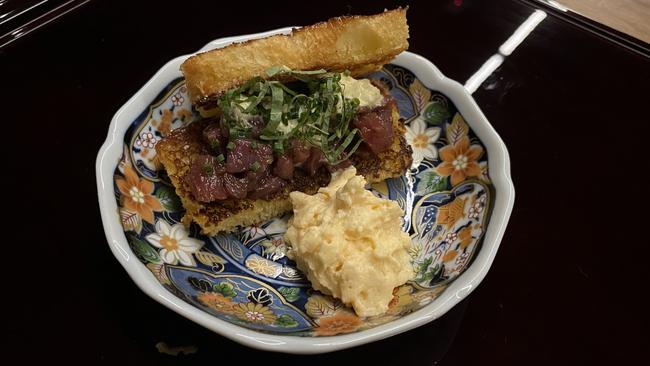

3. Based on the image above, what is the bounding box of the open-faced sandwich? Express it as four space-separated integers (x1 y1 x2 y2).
156 8 413 235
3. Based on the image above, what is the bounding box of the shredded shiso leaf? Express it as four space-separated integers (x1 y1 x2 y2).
216 66 362 164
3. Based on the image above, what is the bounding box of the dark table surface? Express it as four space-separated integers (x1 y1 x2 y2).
4 0 649 364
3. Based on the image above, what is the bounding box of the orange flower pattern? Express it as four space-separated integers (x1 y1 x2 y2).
437 136 483 185
116 163 162 224
175 108 193 124
197 292 234 313
442 249 458 262
314 311 363 336
157 109 174 136
458 226 473 250
387 285 414 315
436 196 466 229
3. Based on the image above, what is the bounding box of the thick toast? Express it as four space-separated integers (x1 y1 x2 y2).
181 8 409 108
156 103 412 235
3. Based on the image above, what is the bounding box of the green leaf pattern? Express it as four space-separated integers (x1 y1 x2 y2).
278 287 300 302
213 282 237 298
128 235 160 263
275 314 299 328
155 185 182 211
423 101 451 125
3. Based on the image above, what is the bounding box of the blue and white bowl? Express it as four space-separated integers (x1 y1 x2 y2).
96 28 515 354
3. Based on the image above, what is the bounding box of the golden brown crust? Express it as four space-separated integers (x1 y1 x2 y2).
352 104 413 182
181 8 409 108
155 103 412 235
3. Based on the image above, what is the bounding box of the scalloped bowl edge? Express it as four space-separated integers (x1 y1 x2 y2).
96 27 515 354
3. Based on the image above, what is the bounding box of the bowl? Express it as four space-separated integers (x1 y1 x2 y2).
96 27 515 354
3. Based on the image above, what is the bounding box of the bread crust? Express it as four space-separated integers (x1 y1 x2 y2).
159 9 412 234
181 8 409 108
155 103 412 235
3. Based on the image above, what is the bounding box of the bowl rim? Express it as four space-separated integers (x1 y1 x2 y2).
95 27 515 354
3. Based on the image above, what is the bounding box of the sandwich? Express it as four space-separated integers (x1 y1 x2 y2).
156 8 413 235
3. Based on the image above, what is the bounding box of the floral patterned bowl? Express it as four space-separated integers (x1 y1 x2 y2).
96 28 514 354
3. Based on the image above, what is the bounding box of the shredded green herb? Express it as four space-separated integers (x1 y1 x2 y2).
226 141 235 150
201 164 214 175
250 161 261 172
273 141 284 152
217 66 362 164
216 154 225 163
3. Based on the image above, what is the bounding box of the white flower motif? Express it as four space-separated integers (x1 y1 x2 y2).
405 116 441 166
135 132 157 149
468 206 480 219
444 232 458 243
146 220 203 266
128 186 146 204
455 252 470 265
239 223 267 244
468 198 486 219
171 94 185 106
245 310 265 321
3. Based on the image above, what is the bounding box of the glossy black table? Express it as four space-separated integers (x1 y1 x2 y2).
5 0 649 364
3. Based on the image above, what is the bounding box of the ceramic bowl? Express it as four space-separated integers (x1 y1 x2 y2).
96 27 514 354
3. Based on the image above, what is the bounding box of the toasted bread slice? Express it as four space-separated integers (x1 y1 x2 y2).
181 8 409 108
156 103 412 235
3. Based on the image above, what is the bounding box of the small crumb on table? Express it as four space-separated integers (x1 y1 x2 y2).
155 342 198 356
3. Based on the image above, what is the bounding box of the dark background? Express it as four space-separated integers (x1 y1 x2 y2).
3 0 649 364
